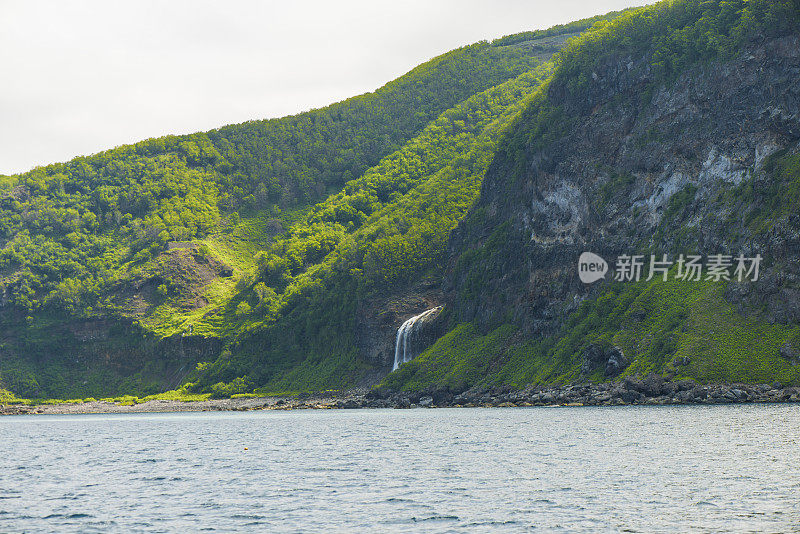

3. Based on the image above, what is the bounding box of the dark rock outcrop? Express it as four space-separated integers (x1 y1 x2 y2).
581 344 629 376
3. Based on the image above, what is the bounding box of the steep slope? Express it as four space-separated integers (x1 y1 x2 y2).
185 60 557 395
0 40 546 398
182 14 633 397
386 0 800 392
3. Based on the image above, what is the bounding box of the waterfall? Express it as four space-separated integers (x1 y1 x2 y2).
392 307 442 371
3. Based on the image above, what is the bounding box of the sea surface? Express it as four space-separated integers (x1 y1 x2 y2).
1 404 799 533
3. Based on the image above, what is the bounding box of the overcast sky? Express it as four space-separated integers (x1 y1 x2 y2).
0 0 653 175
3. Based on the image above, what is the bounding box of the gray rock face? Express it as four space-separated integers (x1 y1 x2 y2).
445 35 800 336
580 344 628 376
580 344 604 373
605 347 628 377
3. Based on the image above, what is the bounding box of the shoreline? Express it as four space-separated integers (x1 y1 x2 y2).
3 377 800 415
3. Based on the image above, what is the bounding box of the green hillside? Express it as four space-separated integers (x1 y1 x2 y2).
0 41 541 316
0 26 569 399
4 0 800 402
186 61 556 396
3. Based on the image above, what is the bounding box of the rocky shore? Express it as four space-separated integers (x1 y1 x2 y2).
2 375 800 415
366 376 800 409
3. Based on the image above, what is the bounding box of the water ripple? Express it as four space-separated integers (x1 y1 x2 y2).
0 405 799 532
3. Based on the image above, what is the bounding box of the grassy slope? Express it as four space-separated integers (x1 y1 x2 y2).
387 275 800 392
106 20 623 353
2 8 684 399
10 44 558 399
143 60 557 340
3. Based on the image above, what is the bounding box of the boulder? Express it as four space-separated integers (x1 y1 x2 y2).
637 373 665 397
619 389 645 403
689 386 708 400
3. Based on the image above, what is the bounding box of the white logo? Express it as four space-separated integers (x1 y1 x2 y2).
578 252 608 284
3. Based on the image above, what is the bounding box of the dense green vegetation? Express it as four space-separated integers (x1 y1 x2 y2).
0 39 554 398
188 61 556 393
491 9 633 47
4 0 800 399
0 41 541 316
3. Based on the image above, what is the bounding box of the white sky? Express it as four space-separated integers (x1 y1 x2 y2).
0 0 653 175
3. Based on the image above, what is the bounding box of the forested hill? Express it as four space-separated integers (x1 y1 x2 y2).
0 22 585 399
0 42 540 315
8 1 798 403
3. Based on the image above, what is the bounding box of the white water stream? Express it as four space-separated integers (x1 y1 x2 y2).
392 307 442 371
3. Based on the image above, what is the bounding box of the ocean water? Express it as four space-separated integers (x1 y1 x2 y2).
1 404 799 533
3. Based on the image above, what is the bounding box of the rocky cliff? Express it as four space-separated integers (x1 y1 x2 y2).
445 33 800 339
